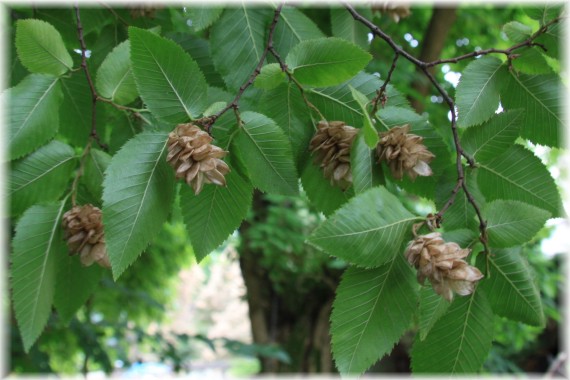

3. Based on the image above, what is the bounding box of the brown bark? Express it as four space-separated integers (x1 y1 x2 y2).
237 191 340 373
411 7 458 113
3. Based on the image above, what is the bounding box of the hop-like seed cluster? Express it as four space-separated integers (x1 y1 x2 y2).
376 124 435 181
62 204 111 269
405 232 483 301
167 123 230 195
309 120 358 189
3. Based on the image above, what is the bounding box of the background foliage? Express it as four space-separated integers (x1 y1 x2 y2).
6 2 565 376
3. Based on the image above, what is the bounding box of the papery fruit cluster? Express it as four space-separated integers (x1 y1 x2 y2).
405 232 483 301
62 204 111 269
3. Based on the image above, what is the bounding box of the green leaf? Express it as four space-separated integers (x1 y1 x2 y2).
442 229 478 248
186 6 224 32
455 56 507 128
418 286 450 341
233 112 299 196
82 149 111 201
331 256 418 375
260 83 311 167
411 290 493 373
512 47 553 75
8 74 63 160
301 161 350 216
461 109 523 162
535 22 560 59
307 186 420 268
503 21 532 43
181 169 253 262
309 72 410 127
500 72 563 147
477 145 560 216
102 131 175 279
351 130 383 194
203 101 227 117
59 72 103 147
254 63 286 90
484 200 551 248
525 5 562 25
96 40 138 105
129 27 208 123
54 257 103 325
11 201 68 352
477 247 544 326
9 141 76 216
210 7 272 91
286 37 372 87
331 7 372 49
349 85 378 148
272 6 325 58
166 33 226 88
15 19 73 76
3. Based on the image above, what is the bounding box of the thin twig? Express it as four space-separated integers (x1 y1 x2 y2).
425 16 562 67
75 4 108 151
196 4 286 134
371 52 399 116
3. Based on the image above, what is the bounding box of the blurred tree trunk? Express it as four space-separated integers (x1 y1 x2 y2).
238 191 339 373
411 6 458 113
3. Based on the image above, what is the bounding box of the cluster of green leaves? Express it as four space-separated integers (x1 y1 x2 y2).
7 4 564 375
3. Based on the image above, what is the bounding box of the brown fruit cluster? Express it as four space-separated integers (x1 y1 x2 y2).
129 5 161 19
167 123 230 195
62 204 111 269
376 124 434 181
309 120 358 190
405 232 483 301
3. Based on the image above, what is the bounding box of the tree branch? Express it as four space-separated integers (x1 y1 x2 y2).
344 3 489 256
196 4 286 134
371 52 399 116
75 4 107 151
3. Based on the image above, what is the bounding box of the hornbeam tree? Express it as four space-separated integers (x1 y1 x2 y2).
6 2 565 375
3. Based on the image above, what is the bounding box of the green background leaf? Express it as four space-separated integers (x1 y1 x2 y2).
254 63 286 90
308 186 420 268
233 112 299 196
186 6 224 32
477 248 544 326
9 140 76 216
102 131 175 279
331 256 418 374
15 19 73 76
8 74 63 160
351 131 383 194
418 286 450 341
477 145 560 216
461 109 523 162
181 169 253 262
455 56 506 128
129 27 208 123
11 201 68 352
331 7 372 49
411 290 493 373
96 40 138 105
500 73 562 147
82 149 111 201
286 37 372 87
349 86 379 148
53 257 103 325
485 200 551 248
273 6 325 58
210 7 272 91
301 162 350 217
